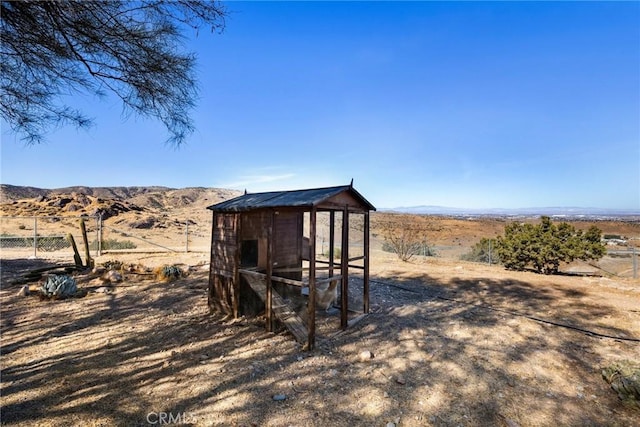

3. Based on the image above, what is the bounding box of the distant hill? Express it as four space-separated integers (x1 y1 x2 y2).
0 184 240 208
0 184 242 223
381 205 640 219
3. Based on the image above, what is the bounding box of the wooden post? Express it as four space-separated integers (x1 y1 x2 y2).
307 207 317 350
97 213 103 257
364 211 370 314
341 206 349 329
80 218 94 268
208 213 217 313
266 210 274 332
185 222 189 253
95 215 100 257
67 233 83 267
232 213 240 318
33 217 37 258
329 211 335 277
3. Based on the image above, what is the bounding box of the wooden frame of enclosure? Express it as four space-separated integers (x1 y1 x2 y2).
207 184 376 350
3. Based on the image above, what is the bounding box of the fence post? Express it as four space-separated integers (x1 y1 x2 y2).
33 216 37 258
633 247 638 279
98 213 103 257
95 215 99 257
185 221 189 253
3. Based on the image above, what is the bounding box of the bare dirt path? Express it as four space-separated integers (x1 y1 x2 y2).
1 253 639 426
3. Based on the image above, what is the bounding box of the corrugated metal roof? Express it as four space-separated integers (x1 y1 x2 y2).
207 185 376 212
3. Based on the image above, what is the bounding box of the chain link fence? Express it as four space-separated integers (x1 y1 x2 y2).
0 215 209 260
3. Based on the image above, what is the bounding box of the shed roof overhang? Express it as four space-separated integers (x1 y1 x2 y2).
207 184 376 213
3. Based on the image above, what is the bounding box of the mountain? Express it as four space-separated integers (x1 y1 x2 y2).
381 205 640 218
0 184 240 207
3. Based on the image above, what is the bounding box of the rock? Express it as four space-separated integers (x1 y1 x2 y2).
272 394 287 401
16 285 30 297
93 287 111 294
129 216 157 229
102 270 123 283
358 350 375 362
395 375 406 385
386 423 396 427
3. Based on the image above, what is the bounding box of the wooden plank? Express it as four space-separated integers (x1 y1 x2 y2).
364 211 370 314
232 213 240 318
348 313 368 328
271 275 305 287
329 210 335 279
212 269 234 279
273 265 336 273
308 207 317 350
240 271 308 344
266 211 274 332
341 206 349 330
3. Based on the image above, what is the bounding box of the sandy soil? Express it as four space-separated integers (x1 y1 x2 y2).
1 249 639 427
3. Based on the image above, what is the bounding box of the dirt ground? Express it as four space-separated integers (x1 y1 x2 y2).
1 250 639 427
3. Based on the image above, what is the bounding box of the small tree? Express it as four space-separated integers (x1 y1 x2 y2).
495 216 606 274
378 214 432 262
461 237 499 264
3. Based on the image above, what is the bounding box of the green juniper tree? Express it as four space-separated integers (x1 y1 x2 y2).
495 216 606 274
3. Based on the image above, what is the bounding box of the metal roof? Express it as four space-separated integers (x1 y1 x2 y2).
207 185 376 212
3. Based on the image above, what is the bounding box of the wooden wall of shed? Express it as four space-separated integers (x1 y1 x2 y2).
238 210 303 274
320 192 370 212
208 212 238 315
209 209 305 317
273 210 303 278
240 211 268 268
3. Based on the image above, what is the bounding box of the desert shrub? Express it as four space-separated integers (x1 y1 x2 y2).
322 247 341 259
382 241 436 258
379 215 432 262
602 361 640 408
90 238 137 250
461 238 500 264
495 216 606 274
155 264 184 281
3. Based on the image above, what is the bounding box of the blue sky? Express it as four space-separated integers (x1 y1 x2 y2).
1 1 639 210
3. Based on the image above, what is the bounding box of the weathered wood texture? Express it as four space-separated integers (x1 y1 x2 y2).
209 213 238 315
207 185 375 347
240 270 308 344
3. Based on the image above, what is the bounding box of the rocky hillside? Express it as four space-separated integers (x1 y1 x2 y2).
0 185 241 224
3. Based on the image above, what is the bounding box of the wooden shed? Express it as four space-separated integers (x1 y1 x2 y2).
207 184 376 350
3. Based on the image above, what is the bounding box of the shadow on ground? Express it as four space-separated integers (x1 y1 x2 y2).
1 260 638 426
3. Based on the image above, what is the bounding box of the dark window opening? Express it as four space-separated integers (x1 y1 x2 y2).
240 239 259 267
